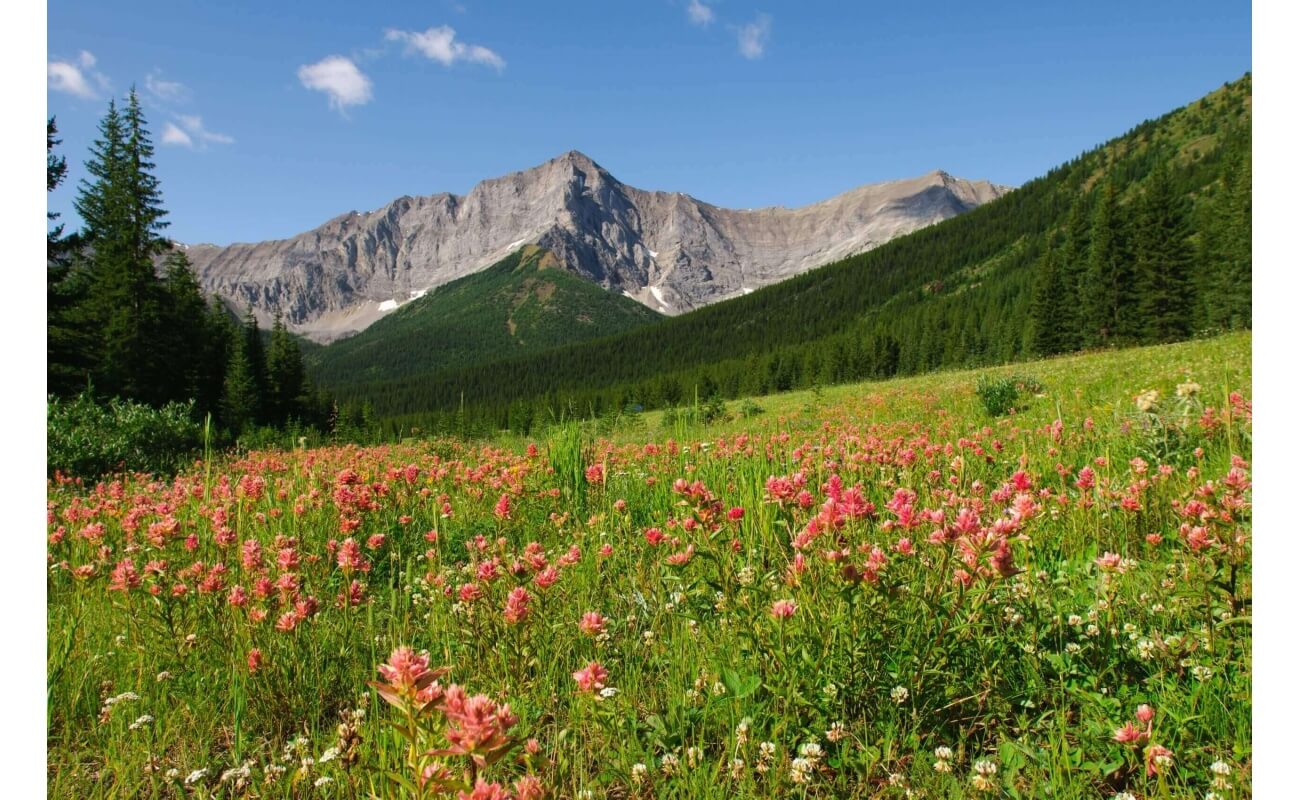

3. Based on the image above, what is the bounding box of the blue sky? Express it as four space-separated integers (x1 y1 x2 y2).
46 0 1251 245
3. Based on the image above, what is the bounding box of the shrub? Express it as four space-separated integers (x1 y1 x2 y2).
739 398 765 418
47 392 204 480
976 374 1044 417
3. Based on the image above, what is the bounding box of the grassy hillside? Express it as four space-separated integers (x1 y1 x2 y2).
329 75 1250 434
47 333 1252 797
308 245 662 387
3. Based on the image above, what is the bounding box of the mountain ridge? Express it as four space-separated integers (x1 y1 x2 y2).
182 151 1011 342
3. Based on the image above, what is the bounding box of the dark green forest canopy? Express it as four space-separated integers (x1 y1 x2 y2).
307 245 662 386
309 74 1250 436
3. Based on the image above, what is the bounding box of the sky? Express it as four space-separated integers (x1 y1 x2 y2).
46 0 1252 246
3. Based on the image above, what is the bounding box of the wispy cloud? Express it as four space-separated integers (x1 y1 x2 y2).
47 50 110 99
297 55 374 113
145 71 190 103
161 122 193 148
161 114 234 149
736 13 772 60
384 26 505 70
686 0 715 27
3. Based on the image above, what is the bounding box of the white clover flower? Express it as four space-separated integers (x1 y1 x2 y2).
799 742 823 761
630 763 647 783
891 686 910 703
318 746 340 763
826 722 847 742
314 776 333 787
220 764 251 783
759 741 777 760
790 756 814 784
129 715 154 731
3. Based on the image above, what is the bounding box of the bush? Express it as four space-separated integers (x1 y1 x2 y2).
976 374 1044 417
701 394 728 424
47 392 205 480
739 398 765 418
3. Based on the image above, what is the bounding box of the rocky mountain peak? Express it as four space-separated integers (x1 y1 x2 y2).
183 155 1013 342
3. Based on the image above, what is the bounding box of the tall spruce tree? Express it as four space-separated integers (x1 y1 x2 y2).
159 250 212 406
72 90 172 402
222 334 260 436
1029 241 1066 356
1135 159 1196 343
48 116 94 396
1057 196 1091 350
240 307 268 423
1081 180 1135 346
266 313 308 425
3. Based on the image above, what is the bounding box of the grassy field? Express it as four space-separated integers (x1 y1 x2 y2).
47 333 1252 798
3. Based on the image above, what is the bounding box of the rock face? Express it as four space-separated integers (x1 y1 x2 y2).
185 151 1011 342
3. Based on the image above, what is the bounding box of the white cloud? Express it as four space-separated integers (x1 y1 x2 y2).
384 26 505 70
736 14 772 60
145 71 190 103
298 55 374 113
161 122 193 148
687 0 715 26
161 114 234 149
48 51 110 99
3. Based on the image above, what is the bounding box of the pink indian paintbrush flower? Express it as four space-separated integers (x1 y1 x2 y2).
771 599 797 619
572 661 608 693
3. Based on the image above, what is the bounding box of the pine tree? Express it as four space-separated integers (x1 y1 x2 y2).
1057 197 1091 350
1029 242 1066 356
221 336 260 436
48 117 94 396
1135 160 1196 343
266 313 308 425
159 250 211 405
241 307 268 423
47 117 69 249
71 90 172 402
1081 180 1135 346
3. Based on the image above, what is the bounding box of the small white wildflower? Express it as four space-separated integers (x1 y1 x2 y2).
1193 665 1213 681
314 776 333 787
826 721 847 742
891 685 910 703
184 768 208 785
128 714 154 731
630 763 647 783
318 746 340 763
798 742 823 762
790 756 814 784
660 753 680 775
822 682 839 698
686 746 702 768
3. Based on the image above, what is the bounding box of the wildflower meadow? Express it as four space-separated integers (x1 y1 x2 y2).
46 333 1252 799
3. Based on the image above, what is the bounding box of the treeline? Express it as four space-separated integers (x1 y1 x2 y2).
317 75 1251 436
47 92 327 438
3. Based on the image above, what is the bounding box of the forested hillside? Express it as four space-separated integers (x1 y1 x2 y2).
309 74 1250 435
308 245 661 386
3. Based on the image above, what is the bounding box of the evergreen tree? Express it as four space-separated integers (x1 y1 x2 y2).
240 307 268 424
1057 197 1091 350
159 251 212 406
47 117 69 249
200 300 238 424
1135 160 1196 342
1029 242 1066 356
1201 127 1251 330
48 116 94 396
1081 180 1135 345
71 90 172 402
221 336 260 436
266 313 308 424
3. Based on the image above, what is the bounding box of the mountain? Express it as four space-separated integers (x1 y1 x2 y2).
183 154 1009 342
312 75 1251 431
306 245 660 385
